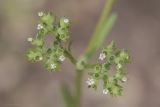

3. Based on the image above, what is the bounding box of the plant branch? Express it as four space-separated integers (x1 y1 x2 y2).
64 49 77 65
84 0 116 60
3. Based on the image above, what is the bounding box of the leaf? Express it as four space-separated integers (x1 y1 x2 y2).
61 84 75 107
84 13 118 60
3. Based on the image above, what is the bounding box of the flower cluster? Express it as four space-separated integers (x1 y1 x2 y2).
86 41 130 96
26 12 70 72
26 12 131 97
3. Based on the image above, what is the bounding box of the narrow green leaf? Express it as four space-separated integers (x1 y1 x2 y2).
93 0 115 36
84 13 118 59
61 84 75 107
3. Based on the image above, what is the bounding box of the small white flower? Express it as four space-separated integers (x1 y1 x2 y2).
122 76 127 82
86 78 95 86
59 55 65 62
99 53 106 61
38 12 44 17
103 89 109 95
117 64 122 69
64 18 69 23
50 63 56 69
27 37 33 42
39 57 43 61
37 24 43 30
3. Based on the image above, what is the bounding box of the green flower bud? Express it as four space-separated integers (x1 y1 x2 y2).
94 73 100 79
60 17 70 28
118 50 130 64
114 72 123 80
94 64 102 71
104 41 116 54
47 48 52 54
61 34 69 41
109 84 122 96
57 28 69 41
26 50 42 62
103 75 109 81
40 13 55 25
32 39 44 47
103 63 111 70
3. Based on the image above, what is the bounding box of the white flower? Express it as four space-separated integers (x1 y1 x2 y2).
86 78 95 86
64 18 69 23
99 53 106 61
39 57 43 61
27 37 33 42
59 55 65 62
103 89 109 95
38 12 44 17
50 63 56 69
117 64 122 69
37 24 43 30
122 76 127 82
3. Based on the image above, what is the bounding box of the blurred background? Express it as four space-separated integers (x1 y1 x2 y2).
0 0 160 107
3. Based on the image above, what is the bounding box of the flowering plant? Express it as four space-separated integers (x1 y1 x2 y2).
26 0 130 107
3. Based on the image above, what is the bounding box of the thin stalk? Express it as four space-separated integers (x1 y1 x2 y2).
75 70 83 107
64 49 77 65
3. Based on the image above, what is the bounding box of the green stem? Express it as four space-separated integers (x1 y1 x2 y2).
85 64 97 69
75 70 83 107
64 49 83 107
64 49 77 65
